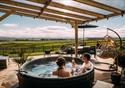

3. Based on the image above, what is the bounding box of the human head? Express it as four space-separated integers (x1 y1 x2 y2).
82 53 91 62
56 57 65 67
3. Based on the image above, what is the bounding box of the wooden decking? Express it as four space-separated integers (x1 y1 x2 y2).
93 80 113 88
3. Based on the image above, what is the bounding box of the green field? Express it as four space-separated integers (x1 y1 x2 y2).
0 40 74 56
0 39 124 56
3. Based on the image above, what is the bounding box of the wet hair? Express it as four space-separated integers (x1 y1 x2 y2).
56 57 65 67
83 53 91 61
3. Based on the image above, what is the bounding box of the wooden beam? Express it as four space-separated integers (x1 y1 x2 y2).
0 12 11 21
39 0 51 16
0 9 8 13
28 0 105 18
0 5 87 23
43 12 85 22
74 21 78 57
0 0 92 21
0 0 41 10
16 12 68 23
50 2 104 18
0 4 39 15
45 8 91 20
86 12 123 23
0 8 75 24
74 0 122 13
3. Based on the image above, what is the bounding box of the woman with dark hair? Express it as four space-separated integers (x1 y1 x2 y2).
52 57 71 77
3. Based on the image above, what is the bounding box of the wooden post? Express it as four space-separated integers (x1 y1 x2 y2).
0 12 11 21
74 21 78 57
83 28 85 45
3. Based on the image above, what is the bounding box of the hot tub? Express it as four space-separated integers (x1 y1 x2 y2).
17 56 94 88
0 56 8 69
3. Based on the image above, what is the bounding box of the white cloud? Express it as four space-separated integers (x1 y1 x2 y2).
115 26 125 37
2 23 18 28
0 25 125 38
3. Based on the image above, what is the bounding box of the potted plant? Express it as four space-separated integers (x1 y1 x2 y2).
13 49 28 68
111 71 121 85
111 49 122 86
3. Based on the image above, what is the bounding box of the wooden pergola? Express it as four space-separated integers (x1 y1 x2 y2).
0 0 125 57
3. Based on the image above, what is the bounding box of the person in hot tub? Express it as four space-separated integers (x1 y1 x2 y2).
72 53 91 75
52 57 71 77
80 53 92 73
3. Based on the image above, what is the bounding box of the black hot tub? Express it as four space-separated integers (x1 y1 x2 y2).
17 56 94 88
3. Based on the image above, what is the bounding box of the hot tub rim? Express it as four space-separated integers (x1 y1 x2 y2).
18 56 94 79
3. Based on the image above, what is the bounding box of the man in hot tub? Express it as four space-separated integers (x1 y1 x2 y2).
72 53 91 75
80 53 91 73
53 57 71 77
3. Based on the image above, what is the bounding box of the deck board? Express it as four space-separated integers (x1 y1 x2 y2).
93 80 113 88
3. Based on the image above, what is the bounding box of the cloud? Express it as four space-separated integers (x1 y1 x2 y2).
0 25 125 38
25 26 75 38
43 26 68 30
79 26 125 38
2 23 18 28
115 26 125 37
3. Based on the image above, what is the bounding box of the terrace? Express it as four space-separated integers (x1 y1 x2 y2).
0 0 125 88
0 54 124 88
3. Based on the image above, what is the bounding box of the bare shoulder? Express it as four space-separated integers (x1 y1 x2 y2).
65 70 71 76
53 70 57 75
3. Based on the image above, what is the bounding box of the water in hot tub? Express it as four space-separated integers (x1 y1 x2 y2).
31 61 81 77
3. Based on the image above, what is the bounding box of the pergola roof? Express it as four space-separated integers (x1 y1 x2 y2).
0 0 125 24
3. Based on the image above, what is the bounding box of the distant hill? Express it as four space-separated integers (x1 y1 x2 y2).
0 36 17 40
0 36 124 41
0 36 73 41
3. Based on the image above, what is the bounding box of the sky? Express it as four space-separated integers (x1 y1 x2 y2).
0 13 125 39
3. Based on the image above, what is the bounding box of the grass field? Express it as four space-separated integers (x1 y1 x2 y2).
0 40 74 56
0 39 124 56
